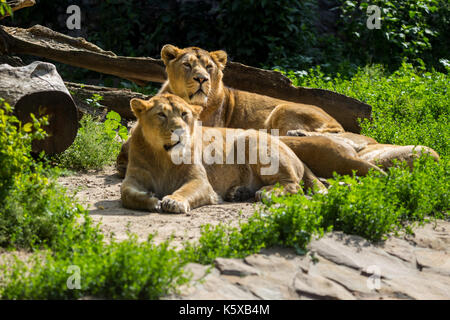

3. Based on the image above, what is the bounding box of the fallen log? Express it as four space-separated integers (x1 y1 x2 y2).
65 82 149 119
0 24 372 132
0 0 35 19
0 61 78 154
0 55 142 119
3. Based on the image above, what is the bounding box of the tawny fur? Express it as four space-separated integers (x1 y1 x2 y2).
116 45 439 178
158 44 344 135
286 131 440 170
120 94 326 213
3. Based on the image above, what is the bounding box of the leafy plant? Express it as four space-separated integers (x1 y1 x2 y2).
0 235 190 299
0 99 99 249
0 0 12 17
57 101 128 171
85 93 104 109
339 0 450 71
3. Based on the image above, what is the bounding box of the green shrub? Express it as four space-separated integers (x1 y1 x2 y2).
280 62 450 157
0 0 12 17
57 110 128 171
339 0 450 71
0 235 189 299
0 99 100 249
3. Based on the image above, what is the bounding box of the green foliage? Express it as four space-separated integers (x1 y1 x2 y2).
216 0 319 68
6 0 448 75
318 157 448 239
339 0 449 71
280 62 450 157
0 99 99 249
182 198 326 264
84 93 104 109
57 107 128 171
0 235 189 299
0 99 44 200
0 0 12 17
182 156 447 266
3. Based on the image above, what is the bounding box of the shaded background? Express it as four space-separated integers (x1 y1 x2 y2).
4 0 449 83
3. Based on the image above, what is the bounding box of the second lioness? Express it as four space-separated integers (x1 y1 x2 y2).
121 94 324 213
159 44 344 135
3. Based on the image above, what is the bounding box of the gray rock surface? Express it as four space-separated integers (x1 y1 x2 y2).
166 220 450 300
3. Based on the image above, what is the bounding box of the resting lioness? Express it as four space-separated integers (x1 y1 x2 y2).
118 132 385 179
121 94 326 213
158 44 344 135
286 130 440 170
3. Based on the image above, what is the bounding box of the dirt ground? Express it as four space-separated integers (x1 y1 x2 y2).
58 166 260 248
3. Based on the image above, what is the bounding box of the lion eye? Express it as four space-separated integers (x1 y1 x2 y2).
183 62 191 68
158 112 166 119
206 65 213 70
181 112 188 118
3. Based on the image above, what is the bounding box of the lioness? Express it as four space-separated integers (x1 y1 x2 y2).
117 133 385 179
121 94 326 213
286 130 440 170
158 44 344 135
116 44 381 179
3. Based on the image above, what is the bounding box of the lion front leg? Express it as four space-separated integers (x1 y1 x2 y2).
120 178 161 212
116 138 130 179
161 174 220 214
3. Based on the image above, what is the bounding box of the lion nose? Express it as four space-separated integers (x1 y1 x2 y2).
193 75 208 84
171 128 185 136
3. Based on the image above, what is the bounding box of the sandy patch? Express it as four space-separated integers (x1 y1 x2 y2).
58 166 261 247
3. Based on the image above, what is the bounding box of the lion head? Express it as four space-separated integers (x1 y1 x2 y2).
160 44 227 107
130 94 203 155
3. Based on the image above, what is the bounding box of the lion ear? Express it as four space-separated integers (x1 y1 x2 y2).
161 44 181 65
130 98 151 117
190 105 203 118
210 50 227 70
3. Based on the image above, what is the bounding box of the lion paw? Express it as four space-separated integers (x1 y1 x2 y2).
255 189 272 202
225 186 253 202
147 196 161 212
161 195 190 213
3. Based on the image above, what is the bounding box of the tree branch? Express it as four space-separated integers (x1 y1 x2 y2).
0 0 35 19
65 82 149 119
0 24 372 132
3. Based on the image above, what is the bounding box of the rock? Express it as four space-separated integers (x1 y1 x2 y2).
308 232 415 280
233 277 290 300
294 270 356 300
414 248 450 276
307 256 378 297
183 263 211 282
383 272 450 300
162 220 450 300
379 237 417 265
214 258 260 277
406 221 450 251
178 273 259 300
